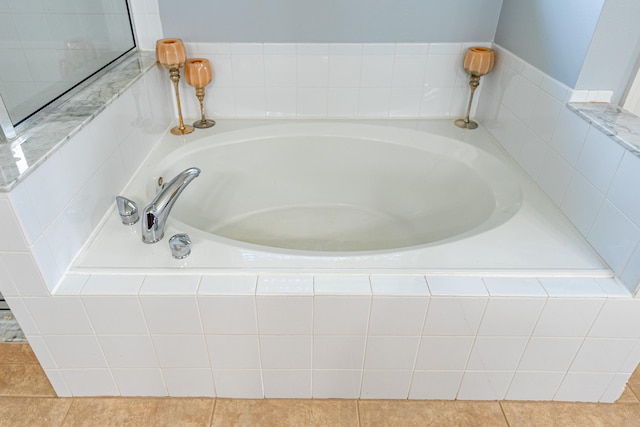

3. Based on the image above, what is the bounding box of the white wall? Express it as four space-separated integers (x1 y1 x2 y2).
494 0 604 88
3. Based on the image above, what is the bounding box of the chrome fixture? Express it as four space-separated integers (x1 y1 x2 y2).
116 196 139 225
169 233 192 259
141 167 200 244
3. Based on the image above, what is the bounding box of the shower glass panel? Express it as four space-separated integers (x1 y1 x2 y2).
0 1 136 126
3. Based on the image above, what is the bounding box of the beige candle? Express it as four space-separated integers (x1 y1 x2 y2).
156 38 187 67
185 58 213 87
463 47 495 76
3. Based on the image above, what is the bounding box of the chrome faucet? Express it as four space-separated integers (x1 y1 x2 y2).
141 167 200 244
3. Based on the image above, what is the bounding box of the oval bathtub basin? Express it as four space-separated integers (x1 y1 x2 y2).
152 123 522 253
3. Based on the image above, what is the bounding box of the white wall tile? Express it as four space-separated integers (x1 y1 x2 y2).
199 295 257 335
98 335 158 368
588 299 640 339
607 151 640 227
297 88 328 116
550 107 590 166
539 278 606 297
213 370 263 398
314 296 370 335
7 185 43 246
561 172 605 235
506 371 564 401
82 296 148 335
576 127 624 194
256 296 312 335
620 244 640 293
329 55 361 88
392 55 427 88
259 335 311 370
140 275 200 295
482 278 546 297
328 88 359 117
360 55 394 88
262 370 311 398
467 337 529 371
264 55 296 87
315 275 371 295
554 372 614 402
518 337 583 371
45 335 107 369
426 277 487 296
29 236 62 291
111 368 167 396
207 335 261 370
151 334 209 368
140 296 202 334
257 275 313 295
297 55 328 87
0 258 19 297
358 88 390 117
477 298 545 336
26 297 92 335
588 200 640 274
533 298 604 338
600 373 630 403
423 297 487 336
1 249 49 296
81 275 144 296
409 370 464 399
0 198 27 251
312 370 362 398
457 371 513 400
414 336 474 370
198 275 256 295
313 335 366 370
538 147 573 205
61 369 118 396
370 275 428 296
368 297 428 336
363 336 419 370
570 338 637 373
360 370 412 399
162 368 215 397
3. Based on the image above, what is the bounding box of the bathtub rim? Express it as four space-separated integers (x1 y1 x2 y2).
71 118 611 277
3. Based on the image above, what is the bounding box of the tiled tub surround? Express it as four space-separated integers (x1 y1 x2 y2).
177 42 485 120
15 273 640 401
0 43 640 401
478 44 640 294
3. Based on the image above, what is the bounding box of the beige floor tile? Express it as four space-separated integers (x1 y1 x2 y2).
0 397 72 427
501 401 640 427
0 364 55 397
61 397 214 427
212 399 359 427
0 343 39 364
628 365 640 398
616 385 639 404
358 400 508 427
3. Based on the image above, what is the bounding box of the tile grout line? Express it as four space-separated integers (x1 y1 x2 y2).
208 398 217 426
58 397 75 427
498 401 512 427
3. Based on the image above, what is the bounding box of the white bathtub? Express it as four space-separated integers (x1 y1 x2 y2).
74 119 608 275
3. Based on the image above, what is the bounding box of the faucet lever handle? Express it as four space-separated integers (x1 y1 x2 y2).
169 233 192 259
116 196 139 225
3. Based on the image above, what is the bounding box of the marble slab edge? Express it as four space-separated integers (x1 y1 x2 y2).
568 102 640 158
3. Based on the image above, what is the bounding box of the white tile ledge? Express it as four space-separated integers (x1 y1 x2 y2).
568 102 640 158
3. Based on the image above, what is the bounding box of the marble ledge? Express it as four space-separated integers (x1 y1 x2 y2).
568 102 640 158
0 51 157 193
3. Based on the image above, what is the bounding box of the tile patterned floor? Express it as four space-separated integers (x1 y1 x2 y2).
1 343 639 426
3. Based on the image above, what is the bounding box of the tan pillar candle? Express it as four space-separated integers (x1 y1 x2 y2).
185 58 213 87
463 47 495 76
156 38 187 67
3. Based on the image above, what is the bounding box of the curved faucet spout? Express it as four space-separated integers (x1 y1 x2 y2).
141 167 200 243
